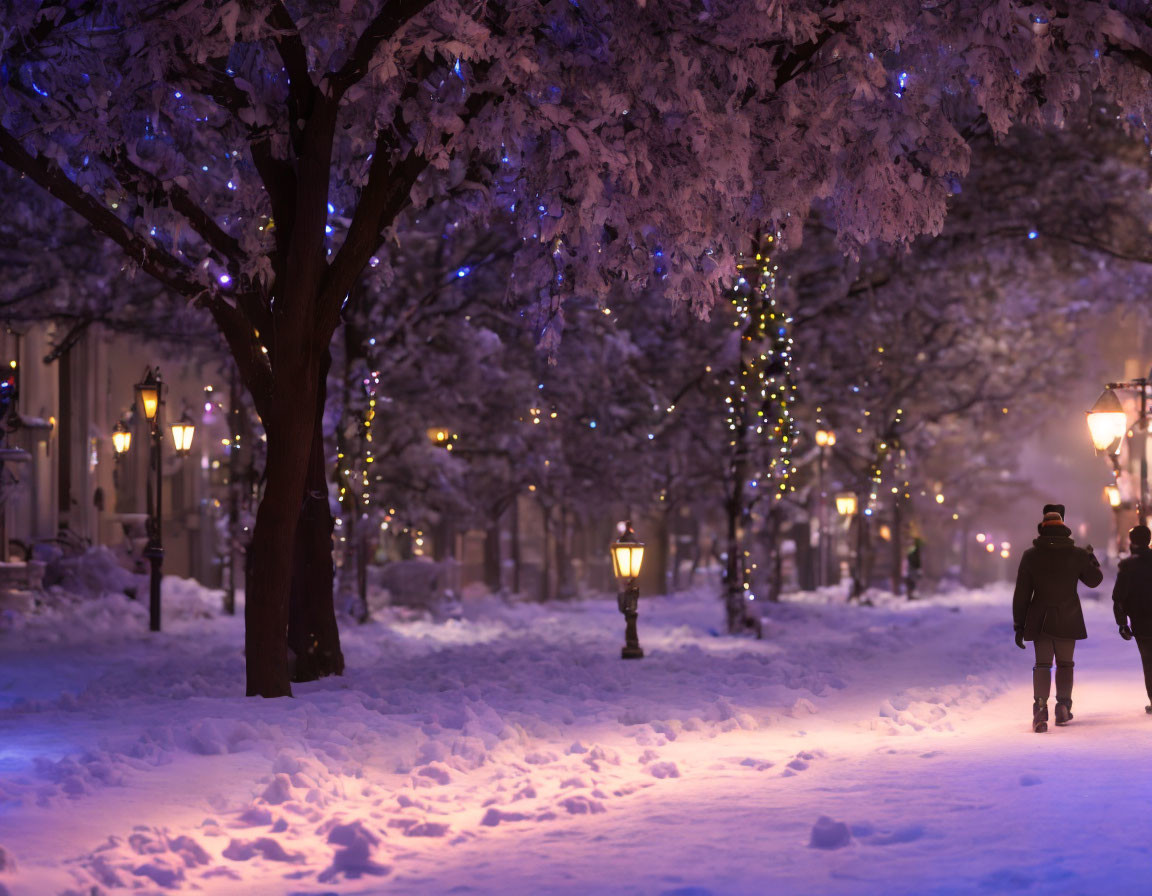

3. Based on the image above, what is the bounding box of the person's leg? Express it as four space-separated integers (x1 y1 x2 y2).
1033 636 1055 700
1032 636 1054 731
1135 638 1152 707
1054 638 1075 701
1053 638 1076 724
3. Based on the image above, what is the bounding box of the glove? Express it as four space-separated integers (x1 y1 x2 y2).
1014 628 1026 650
1120 624 1134 641
1085 544 1100 567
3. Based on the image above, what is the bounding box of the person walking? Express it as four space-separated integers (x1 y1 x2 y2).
1012 504 1103 732
1111 524 1152 715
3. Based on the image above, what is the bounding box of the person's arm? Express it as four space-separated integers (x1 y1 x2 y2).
1079 547 1104 588
1012 553 1033 631
1113 566 1130 627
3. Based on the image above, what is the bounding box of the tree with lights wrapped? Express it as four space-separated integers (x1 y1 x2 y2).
722 235 797 635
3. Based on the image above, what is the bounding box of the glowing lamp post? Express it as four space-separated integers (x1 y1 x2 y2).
836 492 865 601
1088 382 1149 524
111 420 132 457
1105 484 1124 557
135 367 166 632
1086 389 1127 456
170 412 196 457
814 429 835 586
611 521 645 659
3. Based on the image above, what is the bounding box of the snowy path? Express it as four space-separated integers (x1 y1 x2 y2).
2 581 1152 894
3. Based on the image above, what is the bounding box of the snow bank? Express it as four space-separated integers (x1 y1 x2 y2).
2 578 1145 894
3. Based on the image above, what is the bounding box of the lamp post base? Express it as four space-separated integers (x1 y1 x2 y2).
618 587 644 660
146 546 163 632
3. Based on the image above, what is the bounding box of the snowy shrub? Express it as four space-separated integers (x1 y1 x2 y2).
43 546 138 599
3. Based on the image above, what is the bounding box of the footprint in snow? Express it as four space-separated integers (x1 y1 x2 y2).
781 749 825 776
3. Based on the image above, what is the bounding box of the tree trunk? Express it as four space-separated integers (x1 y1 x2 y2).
287 350 345 683
225 367 243 616
245 387 318 698
511 496 521 595
649 508 671 598
556 505 574 598
724 484 744 634
540 503 552 602
483 517 502 591
891 499 903 596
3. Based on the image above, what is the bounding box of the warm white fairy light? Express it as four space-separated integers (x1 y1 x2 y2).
725 234 797 605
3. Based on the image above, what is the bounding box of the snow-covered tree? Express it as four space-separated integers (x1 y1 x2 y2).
8 1 1152 692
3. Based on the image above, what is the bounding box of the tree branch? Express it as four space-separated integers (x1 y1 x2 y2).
264 2 313 114
322 82 494 327
100 146 243 265
199 292 275 416
0 126 207 301
168 60 297 261
329 0 439 96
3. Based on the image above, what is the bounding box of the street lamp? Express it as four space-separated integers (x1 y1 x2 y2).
611 521 645 659
1088 382 1148 524
814 429 835 587
836 492 865 601
1105 484 1124 558
135 367 165 633
170 412 196 457
1086 389 1127 456
111 420 132 457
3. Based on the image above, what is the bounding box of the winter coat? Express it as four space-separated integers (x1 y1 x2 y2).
1012 528 1103 640
1112 545 1152 638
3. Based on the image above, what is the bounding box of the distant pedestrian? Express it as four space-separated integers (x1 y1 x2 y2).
1111 524 1152 715
1012 504 1103 732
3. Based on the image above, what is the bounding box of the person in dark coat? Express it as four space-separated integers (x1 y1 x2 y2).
1111 524 1152 714
1012 505 1103 732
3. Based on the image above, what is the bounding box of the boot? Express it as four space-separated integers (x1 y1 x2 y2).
1054 698 1073 726
1032 698 1048 733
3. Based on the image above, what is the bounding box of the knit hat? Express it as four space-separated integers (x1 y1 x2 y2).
1041 511 1065 527
1043 503 1066 520
1130 525 1151 547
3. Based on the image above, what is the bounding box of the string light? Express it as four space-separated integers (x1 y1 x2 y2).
725 233 797 606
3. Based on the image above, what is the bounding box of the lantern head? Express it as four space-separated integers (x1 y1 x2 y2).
135 368 162 422
111 420 132 456
611 521 645 583
1086 389 1127 455
170 412 195 456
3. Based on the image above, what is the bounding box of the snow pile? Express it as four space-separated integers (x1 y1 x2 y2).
0 571 225 643
41 546 138 599
3 577 1151 894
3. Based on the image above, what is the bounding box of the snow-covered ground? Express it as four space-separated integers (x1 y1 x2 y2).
2 574 1151 895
